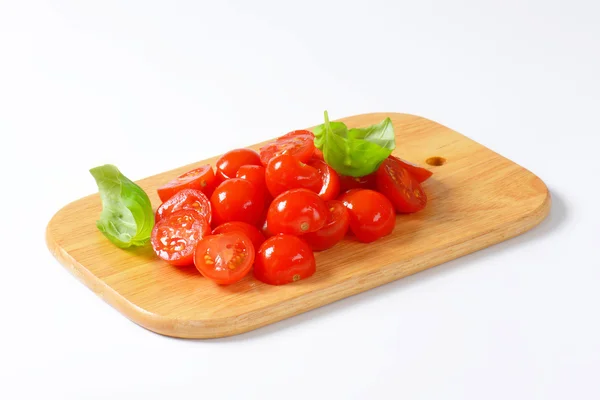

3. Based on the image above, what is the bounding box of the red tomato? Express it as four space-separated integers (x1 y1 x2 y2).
265 154 321 197
267 189 327 235
389 155 433 183
194 232 255 285
157 165 216 202
236 164 271 205
254 235 316 285
375 157 427 213
212 221 265 250
260 217 274 238
338 173 376 193
307 159 340 201
341 189 395 243
151 209 211 266
259 130 315 166
215 148 262 181
302 200 350 251
312 147 324 161
210 178 264 226
156 188 212 225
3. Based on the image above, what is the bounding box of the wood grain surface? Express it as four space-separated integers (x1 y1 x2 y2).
46 113 551 339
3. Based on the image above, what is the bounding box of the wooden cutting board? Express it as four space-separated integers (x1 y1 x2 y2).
46 113 551 339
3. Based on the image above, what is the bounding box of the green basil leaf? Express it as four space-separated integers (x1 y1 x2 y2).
89 164 155 248
313 111 396 177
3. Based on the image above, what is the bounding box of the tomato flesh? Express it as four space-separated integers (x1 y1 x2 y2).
267 188 328 235
151 209 211 266
375 157 427 213
157 165 216 202
302 200 350 251
307 159 340 201
212 221 265 250
215 148 262 181
194 232 255 285
210 178 264 226
254 235 316 285
389 155 433 183
265 154 321 197
156 188 212 225
341 189 395 243
259 130 315 166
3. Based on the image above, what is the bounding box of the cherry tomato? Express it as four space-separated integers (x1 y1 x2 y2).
194 232 255 285
389 155 433 183
265 154 321 197
375 157 427 213
236 164 271 205
156 188 212 225
312 147 324 161
302 200 350 251
157 165 216 202
267 189 327 235
260 217 274 238
254 235 316 285
259 130 315 166
341 189 395 243
210 178 264 226
307 159 340 201
338 173 376 193
212 221 265 250
151 209 211 266
215 148 262 181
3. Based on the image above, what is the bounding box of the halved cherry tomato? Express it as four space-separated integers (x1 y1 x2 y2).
236 164 271 205
311 147 324 161
267 188 327 235
340 189 395 243
302 200 349 251
389 155 433 183
210 178 264 226
151 209 211 266
265 154 321 197
156 188 212 224
375 157 427 213
307 159 340 201
157 165 216 202
215 148 262 181
259 130 315 166
212 221 265 250
338 173 376 193
254 235 316 285
194 232 255 285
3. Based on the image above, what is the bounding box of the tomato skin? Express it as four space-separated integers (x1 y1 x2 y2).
157 165 216 202
307 159 340 201
236 164 271 206
375 157 427 213
260 217 274 238
267 189 328 235
265 154 321 197
302 200 350 251
312 147 324 161
389 155 433 183
338 173 377 193
254 235 316 285
259 130 315 166
215 148 262 181
210 178 264 226
212 221 265 250
194 232 255 285
151 209 211 266
341 189 395 243
156 188 212 225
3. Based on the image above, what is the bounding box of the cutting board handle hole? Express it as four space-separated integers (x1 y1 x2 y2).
426 156 446 166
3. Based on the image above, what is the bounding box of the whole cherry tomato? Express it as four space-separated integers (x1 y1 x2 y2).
267 189 327 235
194 232 255 285
338 173 377 193
212 221 265 250
156 188 212 225
259 130 315 166
215 148 262 181
260 216 274 239
210 178 264 226
307 159 340 201
157 165 216 202
389 155 433 183
236 164 271 205
340 189 395 243
302 200 350 251
151 209 211 266
375 157 427 213
265 154 321 197
254 235 316 285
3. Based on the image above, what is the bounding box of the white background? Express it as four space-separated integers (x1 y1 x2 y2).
1 1 599 399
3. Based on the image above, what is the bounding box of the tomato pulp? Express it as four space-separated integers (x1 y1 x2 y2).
307 159 340 201
259 130 315 166
194 232 255 285
155 188 212 225
375 157 427 213
157 165 216 202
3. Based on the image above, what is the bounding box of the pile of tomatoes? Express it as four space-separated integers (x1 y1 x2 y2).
150 130 432 286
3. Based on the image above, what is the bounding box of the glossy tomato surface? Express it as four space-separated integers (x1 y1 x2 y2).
215 148 261 181
302 200 350 251
259 130 315 166
307 159 340 201
341 189 395 243
254 235 316 285
338 173 377 193
210 178 263 226
151 209 211 266
194 232 254 285
267 189 327 235
375 157 427 213
212 221 265 250
265 154 321 197
157 165 216 202
389 155 433 183
156 188 212 225
236 164 270 205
